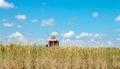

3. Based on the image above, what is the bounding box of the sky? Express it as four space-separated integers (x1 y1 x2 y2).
0 0 120 47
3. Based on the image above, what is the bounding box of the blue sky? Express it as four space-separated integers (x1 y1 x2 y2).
0 0 120 47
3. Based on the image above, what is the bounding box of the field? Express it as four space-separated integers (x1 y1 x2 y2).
0 43 120 69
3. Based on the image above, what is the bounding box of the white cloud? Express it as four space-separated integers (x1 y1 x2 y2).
61 39 85 46
107 41 113 45
0 35 1 42
28 33 32 36
116 38 120 41
3 23 14 27
16 25 22 28
80 32 92 37
3 21 22 28
94 34 102 37
92 12 99 18
28 38 47 45
76 32 102 39
62 31 75 38
90 39 95 42
51 32 58 35
76 35 80 39
15 15 26 21
115 29 120 32
118 34 120 37
31 19 38 23
2 19 7 22
41 18 54 26
60 38 106 47
9 32 24 41
0 0 14 9
115 16 120 22
66 39 71 41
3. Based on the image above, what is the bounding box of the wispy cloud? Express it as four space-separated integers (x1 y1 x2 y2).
2 20 22 28
2 19 7 22
62 31 75 38
61 39 98 46
51 32 58 35
0 0 14 9
41 18 54 26
92 12 99 18
117 38 120 41
0 35 1 39
31 19 38 23
115 16 120 22
61 38 111 47
76 32 102 39
107 41 113 45
15 15 26 21
16 25 22 28
115 29 120 32
28 33 33 36
118 34 120 37
8 32 25 41
3 23 14 27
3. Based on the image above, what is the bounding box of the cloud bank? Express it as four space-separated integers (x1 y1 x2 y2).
0 0 14 9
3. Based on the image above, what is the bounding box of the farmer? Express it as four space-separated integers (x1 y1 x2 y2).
47 34 59 47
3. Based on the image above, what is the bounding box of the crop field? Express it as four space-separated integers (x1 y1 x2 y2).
0 43 120 69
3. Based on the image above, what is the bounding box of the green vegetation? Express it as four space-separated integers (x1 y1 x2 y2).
0 43 120 69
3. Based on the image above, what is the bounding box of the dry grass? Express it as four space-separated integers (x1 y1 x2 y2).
0 43 120 69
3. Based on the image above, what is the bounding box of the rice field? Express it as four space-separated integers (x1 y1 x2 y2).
0 43 120 69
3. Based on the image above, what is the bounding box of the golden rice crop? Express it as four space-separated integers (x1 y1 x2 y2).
0 43 120 69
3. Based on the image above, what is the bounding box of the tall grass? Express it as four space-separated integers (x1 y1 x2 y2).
0 43 120 69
